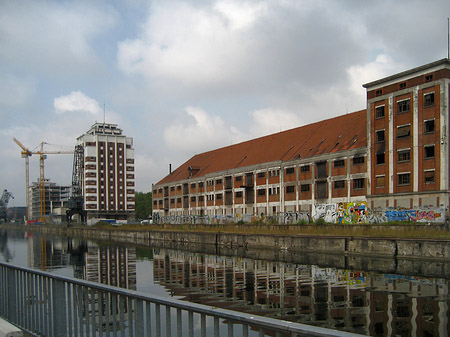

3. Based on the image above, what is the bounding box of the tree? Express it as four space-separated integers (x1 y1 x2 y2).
135 191 153 220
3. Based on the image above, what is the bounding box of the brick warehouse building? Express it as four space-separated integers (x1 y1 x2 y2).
152 59 450 222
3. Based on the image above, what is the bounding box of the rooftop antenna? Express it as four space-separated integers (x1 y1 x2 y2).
103 103 106 125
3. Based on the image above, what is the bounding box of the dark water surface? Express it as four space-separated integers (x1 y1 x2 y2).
0 229 448 337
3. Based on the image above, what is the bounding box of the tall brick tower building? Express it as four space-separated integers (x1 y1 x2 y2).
364 59 450 210
77 123 135 224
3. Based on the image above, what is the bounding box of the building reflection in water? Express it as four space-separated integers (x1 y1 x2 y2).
25 234 137 332
153 249 449 337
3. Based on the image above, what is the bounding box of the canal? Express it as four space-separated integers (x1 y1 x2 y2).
0 229 448 337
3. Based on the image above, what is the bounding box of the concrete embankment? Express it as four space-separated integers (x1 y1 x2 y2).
4 224 449 261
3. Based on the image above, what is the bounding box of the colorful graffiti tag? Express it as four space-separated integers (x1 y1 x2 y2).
312 203 446 224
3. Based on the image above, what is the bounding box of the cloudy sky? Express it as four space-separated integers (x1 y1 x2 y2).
1 0 449 206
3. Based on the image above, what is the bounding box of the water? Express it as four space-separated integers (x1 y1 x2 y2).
0 229 449 337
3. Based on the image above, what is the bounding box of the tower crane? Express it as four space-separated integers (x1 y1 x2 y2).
13 138 73 223
12 138 32 221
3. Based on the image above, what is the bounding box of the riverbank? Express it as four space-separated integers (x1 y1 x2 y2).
2 223 449 261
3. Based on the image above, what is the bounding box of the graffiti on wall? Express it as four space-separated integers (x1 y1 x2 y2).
383 208 445 223
155 204 446 224
312 203 445 224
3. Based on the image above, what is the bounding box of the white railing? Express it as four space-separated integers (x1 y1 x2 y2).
0 262 365 337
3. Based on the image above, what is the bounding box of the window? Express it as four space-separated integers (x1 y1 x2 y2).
375 106 385 118
334 180 345 189
285 167 295 175
216 194 222 200
286 185 295 193
269 169 280 177
353 178 365 189
300 184 310 192
170 186 175 192
424 170 435 184
376 89 382 96
235 191 243 198
216 179 222 185
425 120 435 133
191 183 196 189
257 189 266 196
376 153 385 165
257 172 265 178
334 159 345 168
235 176 242 182
177 185 181 190
425 74 433 82
424 145 435 159
375 176 385 188
353 156 365 165
301 165 310 172
399 82 406 89
397 99 410 113
170 199 175 204
424 93 434 107
190 196 196 202
398 173 410 186
397 125 411 138
199 196 204 202
199 182 204 188
207 194 214 201
398 149 410 162
376 130 385 142
269 187 280 195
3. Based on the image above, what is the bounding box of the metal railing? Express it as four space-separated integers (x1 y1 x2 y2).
0 262 365 337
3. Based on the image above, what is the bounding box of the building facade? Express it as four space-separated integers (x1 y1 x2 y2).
153 59 450 221
364 59 450 210
30 180 70 221
77 123 135 223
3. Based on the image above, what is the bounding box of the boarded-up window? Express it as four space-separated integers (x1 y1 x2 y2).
317 181 326 198
397 125 410 138
317 162 327 178
375 176 385 188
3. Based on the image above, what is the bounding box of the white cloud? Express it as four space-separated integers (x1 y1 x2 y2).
249 108 304 137
347 54 403 97
54 91 102 115
163 106 243 152
0 1 117 75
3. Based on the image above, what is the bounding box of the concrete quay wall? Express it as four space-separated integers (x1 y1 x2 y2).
17 225 450 260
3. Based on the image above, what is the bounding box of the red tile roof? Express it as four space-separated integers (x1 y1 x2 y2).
157 109 367 185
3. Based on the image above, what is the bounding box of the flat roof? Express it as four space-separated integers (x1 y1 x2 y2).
363 58 450 88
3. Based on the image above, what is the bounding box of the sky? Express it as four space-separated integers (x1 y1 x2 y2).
1 0 450 207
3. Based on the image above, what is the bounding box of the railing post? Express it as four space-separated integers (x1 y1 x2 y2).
7 267 17 323
52 279 67 337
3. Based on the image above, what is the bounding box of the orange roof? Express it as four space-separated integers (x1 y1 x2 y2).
157 109 367 185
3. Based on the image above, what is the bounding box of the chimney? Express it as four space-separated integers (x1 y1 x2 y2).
169 163 172 175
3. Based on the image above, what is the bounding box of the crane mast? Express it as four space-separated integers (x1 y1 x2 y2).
67 145 87 225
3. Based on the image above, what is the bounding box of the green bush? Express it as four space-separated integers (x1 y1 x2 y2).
314 218 327 226
296 219 308 225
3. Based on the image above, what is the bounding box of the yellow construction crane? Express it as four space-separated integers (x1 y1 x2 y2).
13 138 73 223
